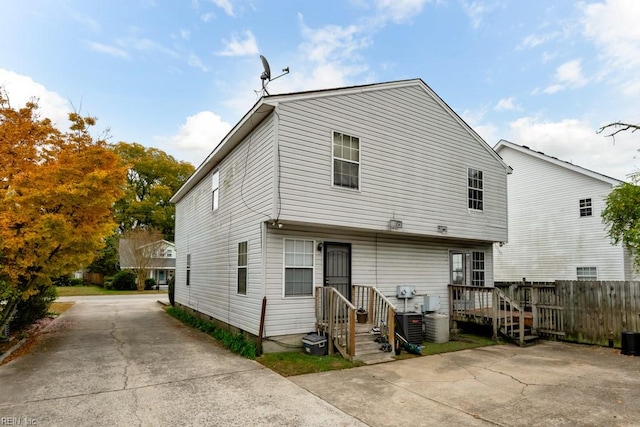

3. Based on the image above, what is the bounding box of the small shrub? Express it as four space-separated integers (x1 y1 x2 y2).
111 270 137 290
144 278 157 290
10 285 58 330
69 278 83 287
168 276 175 307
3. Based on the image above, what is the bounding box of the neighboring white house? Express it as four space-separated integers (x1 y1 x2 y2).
493 139 638 282
119 239 176 285
170 79 511 349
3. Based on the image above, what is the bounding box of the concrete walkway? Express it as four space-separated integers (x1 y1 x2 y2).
292 340 640 426
0 295 363 426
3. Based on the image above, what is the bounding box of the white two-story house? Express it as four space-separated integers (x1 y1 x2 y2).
170 79 510 351
493 139 637 282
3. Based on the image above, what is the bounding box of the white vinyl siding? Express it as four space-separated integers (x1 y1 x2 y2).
494 144 626 281
173 113 275 335
275 84 508 243
283 239 314 296
264 226 494 337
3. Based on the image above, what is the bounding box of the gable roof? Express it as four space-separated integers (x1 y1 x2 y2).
494 139 623 186
171 79 510 203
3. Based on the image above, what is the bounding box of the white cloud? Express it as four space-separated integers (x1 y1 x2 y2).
517 31 561 50
210 0 234 17
217 31 259 57
299 18 370 65
583 0 640 70
155 111 232 166
0 69 71 127
460 0 496 30
373 0 432 24
543 59 587 94
201 12 213 22
180 29 191 40
188 53 208 72
507 116 637 180
88 42 129 58
67 8 100 32
494 97 520 111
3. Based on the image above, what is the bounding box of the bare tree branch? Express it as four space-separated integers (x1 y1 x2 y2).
597 121 640 144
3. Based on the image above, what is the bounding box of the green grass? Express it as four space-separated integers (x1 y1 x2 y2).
258 352 365 377
396 333 498 360
55 285 167 297
165 306 257 359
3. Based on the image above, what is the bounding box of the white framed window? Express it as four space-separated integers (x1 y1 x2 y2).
577 266 597 281
472 251 485 286
212 170 219 211
332 131 360 190
237 241 247 295
166 249 173 258
579 198 592 217
283 239 314 297
468 168 484 211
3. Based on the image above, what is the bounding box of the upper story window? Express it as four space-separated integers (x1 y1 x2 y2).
579 198 592 217
212 171 219 211
333 132 360 190
166 249 173 258
577 266 597 281
468 168 484 211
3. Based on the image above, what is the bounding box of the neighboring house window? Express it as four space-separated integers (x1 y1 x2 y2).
212 171 220 211
579 198 592 217
186 254 191 286
577 267 597 281
472 251 485 286
468 168 484 211
237 241 248 295
284 239 314 296
166 249 173 257
333 132 360 190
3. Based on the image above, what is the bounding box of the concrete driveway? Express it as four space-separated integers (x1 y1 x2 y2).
0 295 363 426
2 295 639 426
292 340 640 426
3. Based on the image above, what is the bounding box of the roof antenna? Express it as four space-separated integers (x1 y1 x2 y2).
260 55 289 96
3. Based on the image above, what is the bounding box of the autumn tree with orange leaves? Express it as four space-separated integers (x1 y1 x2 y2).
0 92 127 331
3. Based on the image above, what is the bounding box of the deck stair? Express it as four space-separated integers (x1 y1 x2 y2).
450 284 539 347
353 322 395 365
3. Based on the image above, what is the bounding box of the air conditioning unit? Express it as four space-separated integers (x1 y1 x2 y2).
395 312 423 345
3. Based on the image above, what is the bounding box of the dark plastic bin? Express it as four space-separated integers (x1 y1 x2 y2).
302 333 327 356
621 331 639 356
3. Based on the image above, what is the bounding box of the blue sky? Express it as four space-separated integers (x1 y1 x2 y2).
1 0 638 180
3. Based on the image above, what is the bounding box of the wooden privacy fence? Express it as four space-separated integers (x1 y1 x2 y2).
497 280 640 346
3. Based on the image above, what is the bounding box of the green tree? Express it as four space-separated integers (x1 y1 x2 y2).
602 177 640 270
111 142 194 241
0 93 126 332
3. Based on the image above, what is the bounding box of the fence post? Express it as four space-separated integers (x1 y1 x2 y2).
492 287 498 340
532 285 539 333
328 290 335 355
349 307 356 359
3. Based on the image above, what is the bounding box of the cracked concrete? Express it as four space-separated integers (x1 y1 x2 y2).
0 295 364 426
291 341 640 426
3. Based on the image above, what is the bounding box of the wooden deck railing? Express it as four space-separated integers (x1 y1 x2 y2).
315 287 356 360
352 285 396 350
448 284 493 325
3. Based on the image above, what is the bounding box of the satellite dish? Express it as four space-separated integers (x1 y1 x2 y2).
260 55 271 81
258 55 289 95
